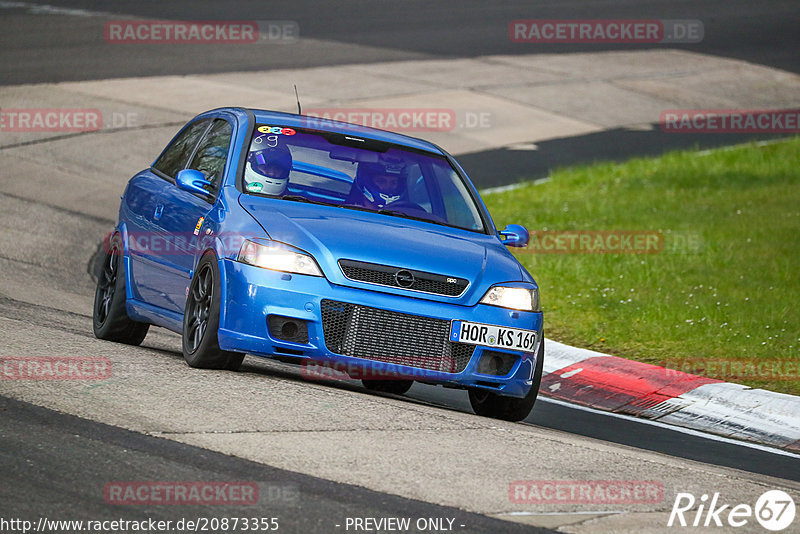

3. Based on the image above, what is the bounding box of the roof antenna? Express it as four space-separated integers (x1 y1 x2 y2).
294 84 302 115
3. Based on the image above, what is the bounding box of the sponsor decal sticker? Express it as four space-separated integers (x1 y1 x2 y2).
257 125 296 135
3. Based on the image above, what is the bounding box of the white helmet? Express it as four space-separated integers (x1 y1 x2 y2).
244 140 293 195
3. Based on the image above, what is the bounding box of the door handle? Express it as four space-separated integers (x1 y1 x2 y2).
153 204 164 221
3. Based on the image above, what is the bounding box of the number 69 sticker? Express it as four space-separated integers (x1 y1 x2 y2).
254 134 279 148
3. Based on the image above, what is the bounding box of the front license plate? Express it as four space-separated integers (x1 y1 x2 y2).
449 320 537 352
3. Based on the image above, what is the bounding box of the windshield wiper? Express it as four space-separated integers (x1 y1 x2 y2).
377 208 444 225
280 195 331 206
340 205 410 217
377 208 412 217
339 204 450 227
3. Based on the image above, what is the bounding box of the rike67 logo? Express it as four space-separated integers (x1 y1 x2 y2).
668 490 795 531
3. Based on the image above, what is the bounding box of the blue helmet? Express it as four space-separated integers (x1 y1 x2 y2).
357 161 406 208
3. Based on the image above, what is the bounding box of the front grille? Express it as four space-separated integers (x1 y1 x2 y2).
338 259 468 297
320 300 474 373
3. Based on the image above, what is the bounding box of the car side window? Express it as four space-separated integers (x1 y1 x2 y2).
189 119 232 189
153 119 211 179
405 164 433 212
432 163 483 231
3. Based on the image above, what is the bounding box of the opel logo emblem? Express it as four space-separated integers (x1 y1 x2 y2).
394 270 415 288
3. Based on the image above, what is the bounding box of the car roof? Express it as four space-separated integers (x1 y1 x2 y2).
247 108 445 156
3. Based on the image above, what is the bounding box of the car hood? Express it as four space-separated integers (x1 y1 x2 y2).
239 196 526 299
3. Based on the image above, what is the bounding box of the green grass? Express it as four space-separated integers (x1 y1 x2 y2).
483 138 800 395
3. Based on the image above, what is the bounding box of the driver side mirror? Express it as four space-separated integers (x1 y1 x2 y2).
176 169 212 197
499 224 529 248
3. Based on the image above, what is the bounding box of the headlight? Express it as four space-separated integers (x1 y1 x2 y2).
237 240 323 277
480 286 540 312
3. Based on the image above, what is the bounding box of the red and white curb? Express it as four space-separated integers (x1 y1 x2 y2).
541 339 800 453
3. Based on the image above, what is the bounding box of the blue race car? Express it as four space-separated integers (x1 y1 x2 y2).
93 108 543 421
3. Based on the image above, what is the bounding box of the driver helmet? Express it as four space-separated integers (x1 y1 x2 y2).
358 162 406 208
244 137 293 195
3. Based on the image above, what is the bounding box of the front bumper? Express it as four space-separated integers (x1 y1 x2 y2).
218 259 543 398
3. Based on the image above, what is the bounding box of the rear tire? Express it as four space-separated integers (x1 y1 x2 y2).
92 236 149 345
182 253 244 371
362 379 413 395
468 338 544 422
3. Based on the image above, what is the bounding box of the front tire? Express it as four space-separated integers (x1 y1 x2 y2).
92 237 149 345
182 253 244 371
468 338 544 422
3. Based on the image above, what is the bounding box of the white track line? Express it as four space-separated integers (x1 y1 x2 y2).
0 1 116 17
538 396 800 459
501 510 625 516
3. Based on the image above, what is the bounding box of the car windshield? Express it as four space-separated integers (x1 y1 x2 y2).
242 124 485 232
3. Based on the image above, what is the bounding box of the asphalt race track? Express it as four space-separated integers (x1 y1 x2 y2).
1 1 799 532
2 0 799 84
3 0 798 186
0 395 546 534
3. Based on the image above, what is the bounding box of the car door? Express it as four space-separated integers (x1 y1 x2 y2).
151 118 234 314
124 118 211 310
